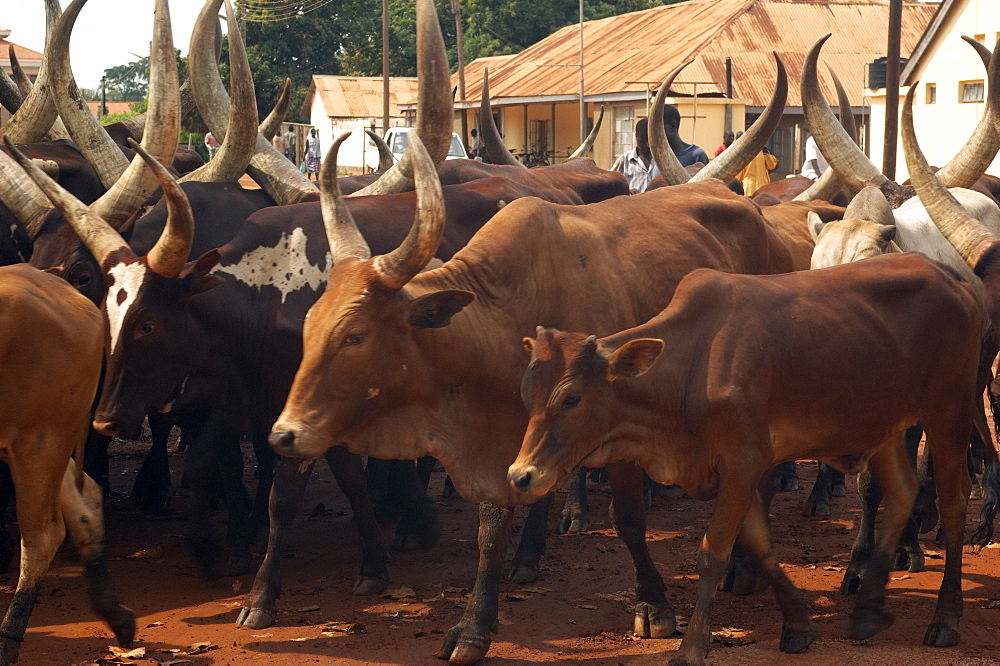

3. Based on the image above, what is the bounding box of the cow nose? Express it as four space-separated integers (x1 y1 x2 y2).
269 431 296 452
509 467 535 493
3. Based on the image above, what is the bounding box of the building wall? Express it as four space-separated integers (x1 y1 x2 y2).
869 0 1000 181
308 89 410 174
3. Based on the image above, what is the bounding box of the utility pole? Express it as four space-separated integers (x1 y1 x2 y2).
883 0 902 180
579 0 585 145
382 0 390 135
452 0 468 147
100 75 107 118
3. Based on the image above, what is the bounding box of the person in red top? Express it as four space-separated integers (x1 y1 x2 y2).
713 129 734 158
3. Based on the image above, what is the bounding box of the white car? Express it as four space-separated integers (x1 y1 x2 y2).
382 127 468 162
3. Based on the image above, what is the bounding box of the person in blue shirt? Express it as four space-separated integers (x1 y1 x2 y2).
649 104 709 181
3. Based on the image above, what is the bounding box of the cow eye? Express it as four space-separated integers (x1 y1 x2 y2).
343 334 363 347
139 322 155 336
562 395 581 410
75 273 91 287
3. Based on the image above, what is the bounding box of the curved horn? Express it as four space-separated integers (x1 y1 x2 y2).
477 67 524 169
694 52 787 184
321 133 372 263
190 0 316 205
794 65 854 202
181 0 257 185
8 48 33 97
373 131 445 290
0 146 55 238
0 64 22 114
128 140 194 278
649 60 695 186
350 0 454 195
569 105 605 158
802 35 891 194
935 36 1000 189
0 0 65 144
902 85 996 267
4 136 132 267
88 0 179 228
259 78 292 142
365 129 396 170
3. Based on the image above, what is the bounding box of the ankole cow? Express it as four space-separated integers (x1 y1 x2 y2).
0 265 134 663
509 251 991 664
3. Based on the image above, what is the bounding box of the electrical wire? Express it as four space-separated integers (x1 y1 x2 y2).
240 0 337 22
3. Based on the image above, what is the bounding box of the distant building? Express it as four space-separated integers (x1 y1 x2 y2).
0 28 43 125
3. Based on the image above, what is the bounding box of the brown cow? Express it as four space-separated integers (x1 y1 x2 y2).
0 265 134 662
509 252 989 663
267 126 793 660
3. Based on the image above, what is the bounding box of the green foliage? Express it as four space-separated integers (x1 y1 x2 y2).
98 100 147 126
100 49 189 103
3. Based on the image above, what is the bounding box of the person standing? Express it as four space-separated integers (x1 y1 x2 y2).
305 128 321 181
800 134 828 180
739 145 778 196
272 128 287 157
469 128 486 161
649 104 709 181
610 118 655 194
714 129 735 158
283 127 297 162
204 131 220 160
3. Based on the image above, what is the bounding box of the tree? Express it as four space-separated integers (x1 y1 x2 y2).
102 56 149 102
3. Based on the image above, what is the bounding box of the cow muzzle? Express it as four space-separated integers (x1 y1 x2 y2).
507 463 554 496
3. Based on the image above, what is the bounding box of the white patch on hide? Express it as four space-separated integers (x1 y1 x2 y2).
106 261 148 354
214 228 332 303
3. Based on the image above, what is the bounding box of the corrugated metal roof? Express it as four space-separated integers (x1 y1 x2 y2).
0 35 43 73
448 0 938 108
304 75 419 119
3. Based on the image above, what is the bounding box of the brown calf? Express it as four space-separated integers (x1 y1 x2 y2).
0 265 133 663
511 253 987 664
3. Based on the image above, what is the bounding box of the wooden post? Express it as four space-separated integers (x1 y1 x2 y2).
382 0 390 135
883 0 902 179
451 0 468 147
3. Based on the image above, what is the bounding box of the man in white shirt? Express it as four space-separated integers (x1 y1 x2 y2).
800 134 829 180
610 118 654 194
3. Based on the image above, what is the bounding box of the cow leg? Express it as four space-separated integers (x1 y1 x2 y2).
392 459 441 552
437 502 512 664
365 458 393 519
0 457 67 663
81 427 111 498
736 488 815 653
671 467 760 665
216 426 253 577
132 414 172 513
250 431 277 543
508 494 552 584
922 427 973 648
59 460 135 649
237 456 316 630
557 467 590 534
773 460 798 491
605 462 674 639
804 462 834 517
720 468 773 596
850 436 917 640
324 446 390 594
0 464 14 575
841 466 881 595
895 433 925 573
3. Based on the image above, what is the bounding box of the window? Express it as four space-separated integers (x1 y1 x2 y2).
771 126 795 175
961 80 985 103
926 83 936 104
613 106 636 162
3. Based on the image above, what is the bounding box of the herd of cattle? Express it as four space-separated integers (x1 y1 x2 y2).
1 0 1000 663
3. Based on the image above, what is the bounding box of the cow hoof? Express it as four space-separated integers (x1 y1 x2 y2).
508 562 540 584
668 649 704 666
779 624 816 653
839 567 863 595
435 621 494 664
107 605 137 648
633 601 676 639
235 606 276 630
832 482 847 498
804 499 831 517
923 621 960 647
907 552 925 573
353 574 389 596
850 608 893 640
892 549 909 571
774 475 799 492
915 501 939 534
557 513 589 534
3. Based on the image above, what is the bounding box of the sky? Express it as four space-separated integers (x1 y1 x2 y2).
3 0 228 91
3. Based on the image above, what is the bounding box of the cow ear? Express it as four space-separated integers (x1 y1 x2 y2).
807 211 826 241
523 337 535 354
180 249 225 295
607 338 663 380
409 290 476 328
878 224 897 243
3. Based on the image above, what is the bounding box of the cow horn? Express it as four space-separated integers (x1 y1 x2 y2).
902 85 996 268
90 0 180 228
694 53 787 185
649 60 696 186
794 65 853 202
0 0 64 144
477 67 525 169
4 136 133 268
8 48 32 97
128 139 195 278
842 186 895 227
191 0 316 205
259 78 292 142
366 129 396 170
0 61 22 114
350 0 454 195
934 36 1000 189
569 105 605 159
181 0 257 186
374 131 445 290
321 133 372 264
0 146 56 238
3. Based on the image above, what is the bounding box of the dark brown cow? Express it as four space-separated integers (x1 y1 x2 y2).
510 252 989 663
0 265 134 662
267 124 793 660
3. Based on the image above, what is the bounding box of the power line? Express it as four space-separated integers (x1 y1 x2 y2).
240 0 337 22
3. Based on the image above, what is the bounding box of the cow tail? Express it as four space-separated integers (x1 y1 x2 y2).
970 400 1000 549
